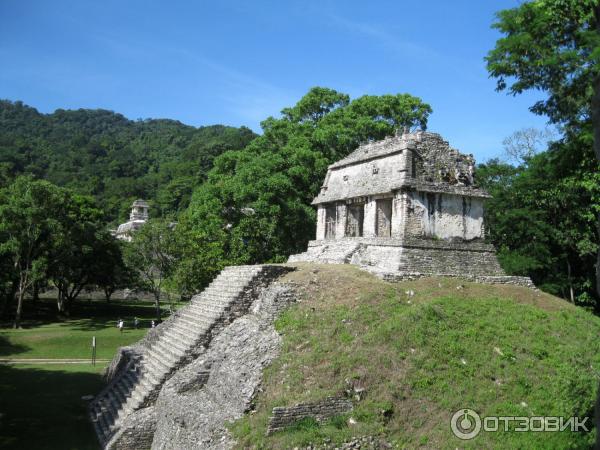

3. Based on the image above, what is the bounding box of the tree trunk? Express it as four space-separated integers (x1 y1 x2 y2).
57 289 66 314
103 286 114 303
14 279 26 329
566 259 575 303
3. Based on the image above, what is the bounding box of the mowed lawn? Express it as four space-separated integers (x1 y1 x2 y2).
0 296 183 450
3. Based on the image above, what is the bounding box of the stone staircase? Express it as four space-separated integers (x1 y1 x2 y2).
289 240 363 264
89 265 289 449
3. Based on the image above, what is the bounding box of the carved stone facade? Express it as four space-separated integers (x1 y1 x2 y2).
290 130 526 282
114 199 150 241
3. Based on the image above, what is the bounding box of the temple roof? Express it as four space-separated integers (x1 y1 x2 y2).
329 135 413 169
313 131 490 204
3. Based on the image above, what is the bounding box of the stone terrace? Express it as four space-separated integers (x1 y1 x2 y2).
89 264 291 450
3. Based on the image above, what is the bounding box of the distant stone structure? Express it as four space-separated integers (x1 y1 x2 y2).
115 199 150 241
290 130 531 284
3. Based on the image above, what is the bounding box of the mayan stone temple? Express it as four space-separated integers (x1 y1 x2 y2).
114 199 150 241
290 130 531 284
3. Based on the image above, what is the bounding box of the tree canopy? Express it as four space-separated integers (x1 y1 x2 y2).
0 100 256 223
487 0 600 298
0 176 127 325
477 123 600 307
174 87 432 292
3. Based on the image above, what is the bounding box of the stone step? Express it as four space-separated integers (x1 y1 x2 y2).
185 303 229 318
145 353 173 375
191 294 239 307
201 282 249 292
92 398 116 425
162 321 203 343
142 359 169 382
153 334 190 356
170 316 208 336
179 308 221 324
88 265 290 448
97 411 113 443
147 345 183 368
99 393 122 425
221 265 263 273
200 280 248 296
138 362 162 385
184 302 229 317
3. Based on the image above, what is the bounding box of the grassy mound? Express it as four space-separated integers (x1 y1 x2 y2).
231 264 600 449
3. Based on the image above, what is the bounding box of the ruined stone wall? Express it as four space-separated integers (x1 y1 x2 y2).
414 132 475 186
151 283 298 449
407 191 484 240
394 244 503 277
266 397 353 435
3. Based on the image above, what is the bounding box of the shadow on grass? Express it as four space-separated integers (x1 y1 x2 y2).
0 335 30 357
1 296 186 331
0 364 104 450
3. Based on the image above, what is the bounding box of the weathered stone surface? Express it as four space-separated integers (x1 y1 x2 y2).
90 265 293 450
290 130 535 287
105 406 156 450
266 397 353 435
151 283 297 449
114 199 150 241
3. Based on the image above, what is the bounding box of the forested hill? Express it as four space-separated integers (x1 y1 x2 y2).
0 100 257 223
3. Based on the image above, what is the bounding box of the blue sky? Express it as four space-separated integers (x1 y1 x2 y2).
0 0 548 162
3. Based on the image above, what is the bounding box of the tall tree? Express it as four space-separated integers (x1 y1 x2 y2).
176 87 431 292
486 0 600 296
477 126 600 307
0 177 64 327
123 220 177 322
48 194 112 314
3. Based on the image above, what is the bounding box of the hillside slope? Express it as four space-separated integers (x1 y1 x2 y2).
231 264 600 449
0 100 256 222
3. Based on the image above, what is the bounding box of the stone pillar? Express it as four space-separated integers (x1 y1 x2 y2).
363 197 377 237
335 202 347 238
397 143 416 180
315 205 326 240
391 192 405 238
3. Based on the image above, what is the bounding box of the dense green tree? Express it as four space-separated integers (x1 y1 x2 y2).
477 124 600 307
0 100 256 223
95 239 132 303
48 195 117 314
0 176 131 321
486 0 600 296
0 177 65 327
176 87 431 292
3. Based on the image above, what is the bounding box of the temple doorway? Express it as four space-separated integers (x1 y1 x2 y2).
324 205 337 239
345 204 364 237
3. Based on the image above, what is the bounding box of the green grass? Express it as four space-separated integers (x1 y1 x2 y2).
230 264 600 449
0 297 183 360
0 364 104 450
0 295 185 450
